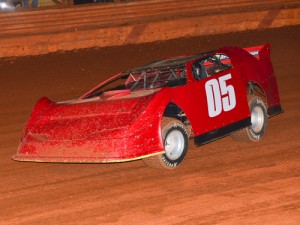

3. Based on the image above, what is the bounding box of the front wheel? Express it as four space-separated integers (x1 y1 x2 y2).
232 96 267 142
143 117 188 169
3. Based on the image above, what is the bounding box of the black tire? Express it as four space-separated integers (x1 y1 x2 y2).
143 117 188 169
232 96 267 142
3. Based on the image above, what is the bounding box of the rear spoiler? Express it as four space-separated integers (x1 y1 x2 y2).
217 43 270 65
243 43 270 59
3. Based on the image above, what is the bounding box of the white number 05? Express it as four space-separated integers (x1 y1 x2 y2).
205 74 236 117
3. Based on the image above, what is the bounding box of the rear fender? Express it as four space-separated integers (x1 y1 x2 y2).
242 44 281 109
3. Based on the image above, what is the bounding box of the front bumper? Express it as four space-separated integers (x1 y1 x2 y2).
13 134 164 163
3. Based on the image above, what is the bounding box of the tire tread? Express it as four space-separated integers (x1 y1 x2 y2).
231 95 267 142
143 117 187 169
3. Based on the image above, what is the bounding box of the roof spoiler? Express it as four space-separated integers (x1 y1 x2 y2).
243 43 270 59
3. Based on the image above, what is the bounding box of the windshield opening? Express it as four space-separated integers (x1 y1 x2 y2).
85 66 186 99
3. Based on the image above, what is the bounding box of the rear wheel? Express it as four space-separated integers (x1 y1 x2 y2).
232 96 267 142
143 117 188 169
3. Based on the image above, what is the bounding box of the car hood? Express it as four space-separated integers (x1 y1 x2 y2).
24 90 157 141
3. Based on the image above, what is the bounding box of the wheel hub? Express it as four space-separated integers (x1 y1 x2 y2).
165 130 184 160
251 105 264 133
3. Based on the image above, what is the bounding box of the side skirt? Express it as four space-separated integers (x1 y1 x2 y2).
194 117 251 146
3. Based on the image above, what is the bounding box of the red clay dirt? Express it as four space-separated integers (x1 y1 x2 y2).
0 25 299 225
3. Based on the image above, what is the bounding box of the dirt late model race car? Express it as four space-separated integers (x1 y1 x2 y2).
13 44 283 169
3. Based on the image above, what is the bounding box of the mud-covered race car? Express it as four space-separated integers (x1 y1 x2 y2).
13 44 283 169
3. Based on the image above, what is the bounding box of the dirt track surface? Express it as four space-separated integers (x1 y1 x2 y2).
1 25 299 225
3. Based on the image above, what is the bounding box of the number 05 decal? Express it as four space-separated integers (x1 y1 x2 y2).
205 74 236 117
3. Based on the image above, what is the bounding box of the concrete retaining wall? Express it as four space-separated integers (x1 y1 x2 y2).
0 0 299 58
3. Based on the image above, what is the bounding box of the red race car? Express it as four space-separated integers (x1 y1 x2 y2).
13 44 283 169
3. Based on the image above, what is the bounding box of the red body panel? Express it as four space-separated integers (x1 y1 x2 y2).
13 44 282 163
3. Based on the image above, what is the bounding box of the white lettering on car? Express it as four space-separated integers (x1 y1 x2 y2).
205 74 236 117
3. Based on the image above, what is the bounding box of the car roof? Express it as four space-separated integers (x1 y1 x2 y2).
122 52 212 74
